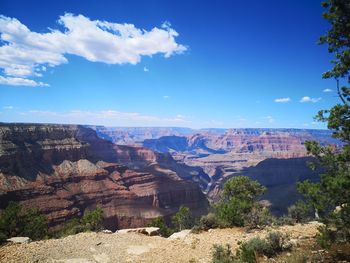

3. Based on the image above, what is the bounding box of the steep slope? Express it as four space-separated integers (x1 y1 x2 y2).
0 124 208 230
78 126 338 214
208 157 320 214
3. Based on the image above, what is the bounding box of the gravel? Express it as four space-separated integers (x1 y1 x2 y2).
0 222 321 263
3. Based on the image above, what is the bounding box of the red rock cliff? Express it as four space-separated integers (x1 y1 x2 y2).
0 124 208 230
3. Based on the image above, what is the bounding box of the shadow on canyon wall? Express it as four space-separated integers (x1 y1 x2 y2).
241 157 320 215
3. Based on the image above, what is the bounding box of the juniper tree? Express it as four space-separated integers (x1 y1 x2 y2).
298 0 350 244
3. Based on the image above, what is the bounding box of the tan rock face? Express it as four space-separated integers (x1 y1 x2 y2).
0 124 208 230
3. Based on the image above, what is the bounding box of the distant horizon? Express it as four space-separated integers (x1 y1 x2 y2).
0 121 331 131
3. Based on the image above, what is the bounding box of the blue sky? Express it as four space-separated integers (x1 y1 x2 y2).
0 0 340 128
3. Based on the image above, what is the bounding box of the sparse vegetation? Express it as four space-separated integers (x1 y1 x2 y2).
172 205 195 231
287 201 313 223
297 0 350 247
211 244 236 263
198 213 219 231
215 176 268 228
244 203 274 229
52 207 104 238
0 202 105 243
0 201 48 243
285 251 308 263
147 216 174 237
211 231 291 263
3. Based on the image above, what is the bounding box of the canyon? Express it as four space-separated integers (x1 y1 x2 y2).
0 124 208 230
90 126 336 213
0 124 337 230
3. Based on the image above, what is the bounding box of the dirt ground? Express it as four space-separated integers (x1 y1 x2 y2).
0 222 321 263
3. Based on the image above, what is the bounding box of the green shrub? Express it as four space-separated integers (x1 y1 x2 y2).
285 251 308 263
316 225 335 248
244 205 274 229
287 201 312 223
53 207 104 238
215 176 267 228
275 215 295 226
172 206 194 231
147 217 174 237
199 213 219 230
265 231 288 256
81 206 104 231
236 237 270 263
54 218 86 237
0 201 48 243
235 231 290 262
211 244 236 263
0 232 6 244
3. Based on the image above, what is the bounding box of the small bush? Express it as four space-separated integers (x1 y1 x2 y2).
275 215 295 226
53 207 104 238
316 225 335 248
285 251 308 263
147 217 174 237
236 237 270 263
54 218 87 237
211 244 236 263
191 225 202 234
235 231 290 262
172 206 194 231
0 201 48 243
265 231 289 256
199 213 219 230
0 232 7 243
244 205 274 229
215 176 267 228
288 201 313 223
81 206 104 231
215 199 251 227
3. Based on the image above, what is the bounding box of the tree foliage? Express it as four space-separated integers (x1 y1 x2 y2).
81 206 104 231
298 0 350 244
287 201 313 224
0 201 48 243
147 216 174 237
54 206 104 238
172 205 194 231
215 176 267 227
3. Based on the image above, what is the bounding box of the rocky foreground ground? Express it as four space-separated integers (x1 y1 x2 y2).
0 222 322 263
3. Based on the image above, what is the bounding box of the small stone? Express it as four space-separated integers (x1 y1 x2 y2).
168 230 191 240
102 230 112 234
6 237 31 244
116 227 160 236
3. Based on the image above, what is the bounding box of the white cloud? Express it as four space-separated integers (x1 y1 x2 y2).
300 96 321 103
3 105 13 109
264 116 275 124
14 109 191 127
0 76 49 87
163 95 170 99
323 88 333 93
143 66 149 72
274 97 291 103
0 14 187 86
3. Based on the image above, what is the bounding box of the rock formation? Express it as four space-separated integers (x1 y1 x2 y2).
89 127 338 214
0 124 208 230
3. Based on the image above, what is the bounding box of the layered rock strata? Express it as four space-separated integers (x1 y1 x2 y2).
0 124 208 230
